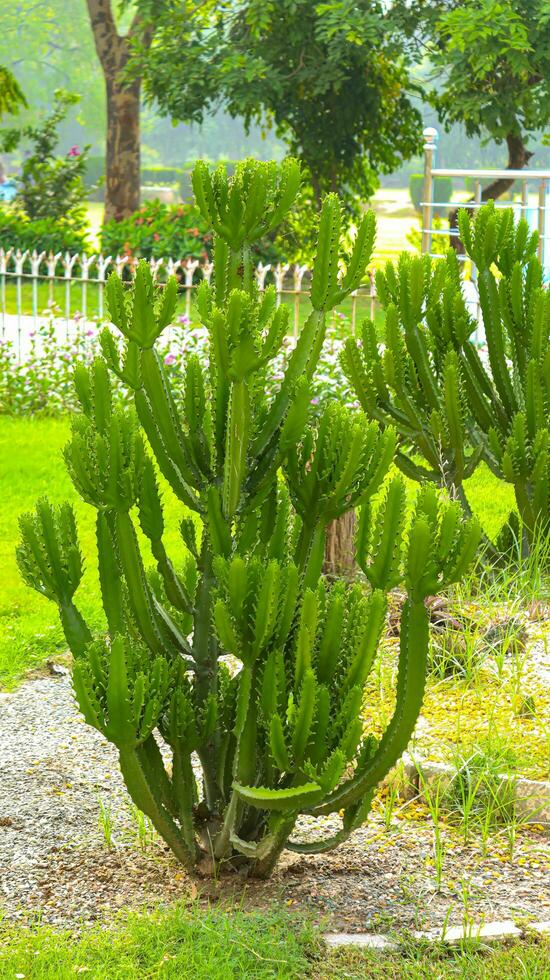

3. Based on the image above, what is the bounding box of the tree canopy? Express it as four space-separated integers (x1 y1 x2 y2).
131 0 423 206
428 0 550 173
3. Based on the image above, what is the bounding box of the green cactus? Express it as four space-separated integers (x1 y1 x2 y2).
342 201 550 556
17 159 479 878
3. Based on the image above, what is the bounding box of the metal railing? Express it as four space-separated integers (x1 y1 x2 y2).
421 127 550 272
0 248 378 363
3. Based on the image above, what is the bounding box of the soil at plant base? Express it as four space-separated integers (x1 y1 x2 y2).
1 675 548 933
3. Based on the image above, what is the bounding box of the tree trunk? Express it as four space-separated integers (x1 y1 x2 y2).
323 510 357 580
86 0 152 222
449 132 533 253
104 75 141 221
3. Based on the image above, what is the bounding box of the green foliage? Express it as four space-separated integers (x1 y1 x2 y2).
0 64 26 119
429 0 550 164
132 1 422 208
18 159 478 878
0 89 90 226
342 201 550 555
0 207 89 255
101 200 212 262
409 175 453 218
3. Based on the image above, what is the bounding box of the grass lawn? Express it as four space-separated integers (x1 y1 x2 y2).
0 416 514 690
0 905 547 979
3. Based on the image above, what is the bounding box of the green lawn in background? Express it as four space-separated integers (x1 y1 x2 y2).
0 904 547 979
0 416 514 690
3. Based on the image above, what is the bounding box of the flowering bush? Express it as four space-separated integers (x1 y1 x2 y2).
100 200 212 262
0 90 89 227
0 308 100 415
1 305 355 416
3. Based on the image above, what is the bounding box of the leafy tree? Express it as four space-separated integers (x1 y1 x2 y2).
428 0 550 203
131 0 423 209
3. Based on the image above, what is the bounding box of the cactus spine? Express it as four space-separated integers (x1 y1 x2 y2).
17 160 479 877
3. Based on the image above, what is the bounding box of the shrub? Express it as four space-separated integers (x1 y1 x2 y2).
0 313 93 414
101 199 211 261
141 165 185 187
18 159 479 878
409 174 453 218
0 90 89 228
0 207 89 255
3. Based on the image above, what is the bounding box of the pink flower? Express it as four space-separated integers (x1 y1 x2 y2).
85 328 94 337
164 353 176 366
178 315 191 325
153 232 160 241
68 145 80 157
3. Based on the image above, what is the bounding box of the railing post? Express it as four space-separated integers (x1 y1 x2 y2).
538 179 546 265
422 127 438 255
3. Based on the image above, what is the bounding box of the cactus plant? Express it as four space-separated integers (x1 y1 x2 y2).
342 201 550 556
17 159 480 877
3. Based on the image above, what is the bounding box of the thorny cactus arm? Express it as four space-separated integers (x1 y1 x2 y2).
17 499 91 656
343 202 550 552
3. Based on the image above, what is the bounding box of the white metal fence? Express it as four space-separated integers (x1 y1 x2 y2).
0 248 377 362
421 127 550 276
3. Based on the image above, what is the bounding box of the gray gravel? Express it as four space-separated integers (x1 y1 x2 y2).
0 672 549 932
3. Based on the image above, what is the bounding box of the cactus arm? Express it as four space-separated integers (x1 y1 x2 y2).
118 745 197 867
252 308 326 458
478 269 517 418
140 349 201 487
114 511 167 656
192 538 220 810
96 512 125 637
58 603 92 658
134 390 201 512
223 380 250 518
394 451 439 485
312 599 428 815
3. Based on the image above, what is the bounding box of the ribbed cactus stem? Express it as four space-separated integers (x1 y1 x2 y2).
59 603 92 658
119 746 197 867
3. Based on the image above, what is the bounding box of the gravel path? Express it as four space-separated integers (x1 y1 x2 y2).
1 673 549 932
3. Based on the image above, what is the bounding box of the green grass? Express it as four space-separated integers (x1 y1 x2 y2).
320 936 550 979
0 417 515 689
0 905 547 979
0 905 317 979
